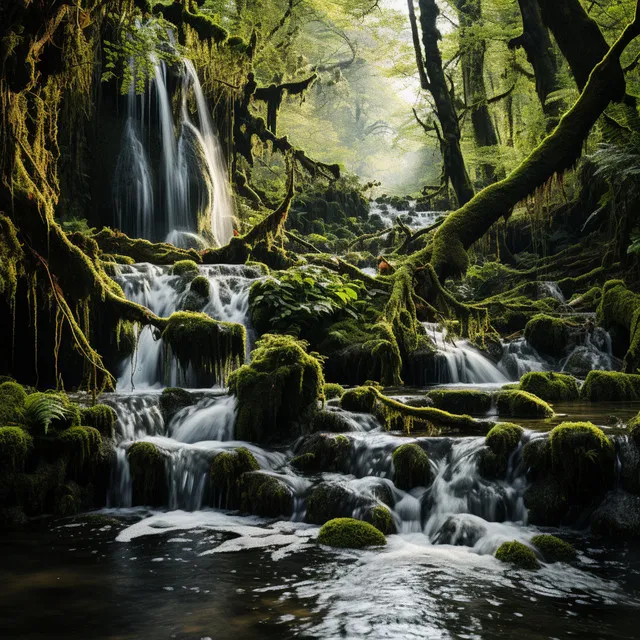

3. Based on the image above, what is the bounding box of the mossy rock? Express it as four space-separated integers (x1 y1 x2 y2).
306 483 358 524
210 447 259 508
523 314 571 356
239 471 293 517
317 517 386 549
427 390 492 415
531 534 576 563
365 505 396 535
548 421 615 501
522 437 552 477
159 387 194 423
340 386 377 413
579 370 640 402
0 381 27 425
392 443 431 490
229 335 324 443
311 410 354 433
495 390 553 418
80 404 117 438
189 275 210 299
519 372 579 402
57 426 102 475
128 441 167 506
479 423 523 479
170 260 199 278
324 383 345 400
0 426 32 474
495 540 540 570
524 476 569 525
292 434 351 474
163 312 246 386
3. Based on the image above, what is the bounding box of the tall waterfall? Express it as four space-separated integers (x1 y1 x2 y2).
113 56 234 247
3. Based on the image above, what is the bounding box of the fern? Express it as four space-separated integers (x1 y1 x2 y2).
23 393 67 436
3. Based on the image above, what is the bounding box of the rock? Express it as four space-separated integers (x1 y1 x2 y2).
495 540 540 570
317 517 386 548
495 390 553 419
432 513 488 546
518 372 579 402
591 491 640 538
239 471 294 518
618 437 640 495
531 534 576 563
427 390 492 415
391 443 431 490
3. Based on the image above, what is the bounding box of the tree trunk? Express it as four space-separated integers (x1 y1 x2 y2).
509 0 563 128
417 0 474 207
429 3 640 279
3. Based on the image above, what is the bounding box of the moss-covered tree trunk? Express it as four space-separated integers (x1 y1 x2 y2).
415 0 474 206
429 2 640 279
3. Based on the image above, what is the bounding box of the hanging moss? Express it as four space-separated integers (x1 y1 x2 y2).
182 7 228 44
519 372 579 402
392 443 431 490
523 314 572 356
495 540 540 570
162 312 246 387
495 390 553 418
170 260 200 278
0 381 27 425
0 214 24 309
0 427 33 474
531 534 576 563
317 517 386 549
579 370 640 401
159 387 194 423
228 334 324 443
323 383 345 400
479 423 523 479
210 447 259 508
127 442 167 506
427 390 492 415
239 472 293 517
80 404 117 438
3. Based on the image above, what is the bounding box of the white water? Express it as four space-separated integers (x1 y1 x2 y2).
370 201 441 230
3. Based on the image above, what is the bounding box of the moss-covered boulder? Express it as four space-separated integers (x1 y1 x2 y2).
80 404 117 438
495 390 553 419
392 443 431 490
323 383 345 400
427 390 492 415
317 517 386 549
579 370 640 401
524 476 569 526
159 387 194 423
170 259 199 278
291 433 350 474
519 372 579 403
524 314 571 356
127 441 167 506
0 426 32 473
495 540 540 570
0 381 27 425
306 483 372 524
162 312 246 387
340 386 377 413
479 423 523 479
591 491 640 538
189 275 210 299
365 504 396 535
229 335 324 443
57 426 102 477
210 447 259 508
531 534 576 563
239 471 294 517
311 410 355 433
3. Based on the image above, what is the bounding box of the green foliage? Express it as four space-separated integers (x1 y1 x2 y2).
23 393 77 436
519 372 579 402
0 381 27 425
392 443 431 490
228 334 324 443
427 390 492 415
317 517 387 549
580 370 640 401
0 427 32 474
495 390 553 419
531 534 576 563
495 540 540 570
80 404 117 438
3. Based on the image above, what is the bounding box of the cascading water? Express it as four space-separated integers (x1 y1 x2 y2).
113 52 234 247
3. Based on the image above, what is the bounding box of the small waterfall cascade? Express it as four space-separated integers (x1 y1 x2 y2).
369 200 441 230
113 54 234 247
422 322 509 384
115 262 263 390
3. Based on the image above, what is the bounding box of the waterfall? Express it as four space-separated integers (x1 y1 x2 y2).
113 54 233 247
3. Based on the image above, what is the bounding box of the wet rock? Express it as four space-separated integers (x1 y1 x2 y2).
432 514 487 546
306 482 377 525
291 433 351 474
591 491 640 538
239 471 294 518
317 517 386 548
618 437 640 495
392 443 431 491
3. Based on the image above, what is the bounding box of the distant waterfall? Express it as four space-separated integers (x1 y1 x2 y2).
113 56 234 247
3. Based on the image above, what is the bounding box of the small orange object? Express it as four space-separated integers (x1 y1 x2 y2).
378 259 391 275
233 229 239 237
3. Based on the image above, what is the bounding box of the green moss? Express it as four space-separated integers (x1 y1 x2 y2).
392 443 431 490
531 534 576 563
127 442 167 506
183 7 228 43
23 392 81 434
495 540 540 570
170 260 200 277
0 426 32 473
159 387 194 423
210 447 259 508
548 422 615 501
80 404 117 438
495 390 553 418
189 275 210 299
290 452 317 472
579 370 640 401
57 426 101 472
367 505 396 535
228 335 324 443
427 390 492 415
162 312 246 386
317 517 387 549
292 433 350 474
523 314 572 356
519 372 579 402
324 383 345 400
239 472 293 517
479 423 524 479
340 386 377 413
0 381 27 425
